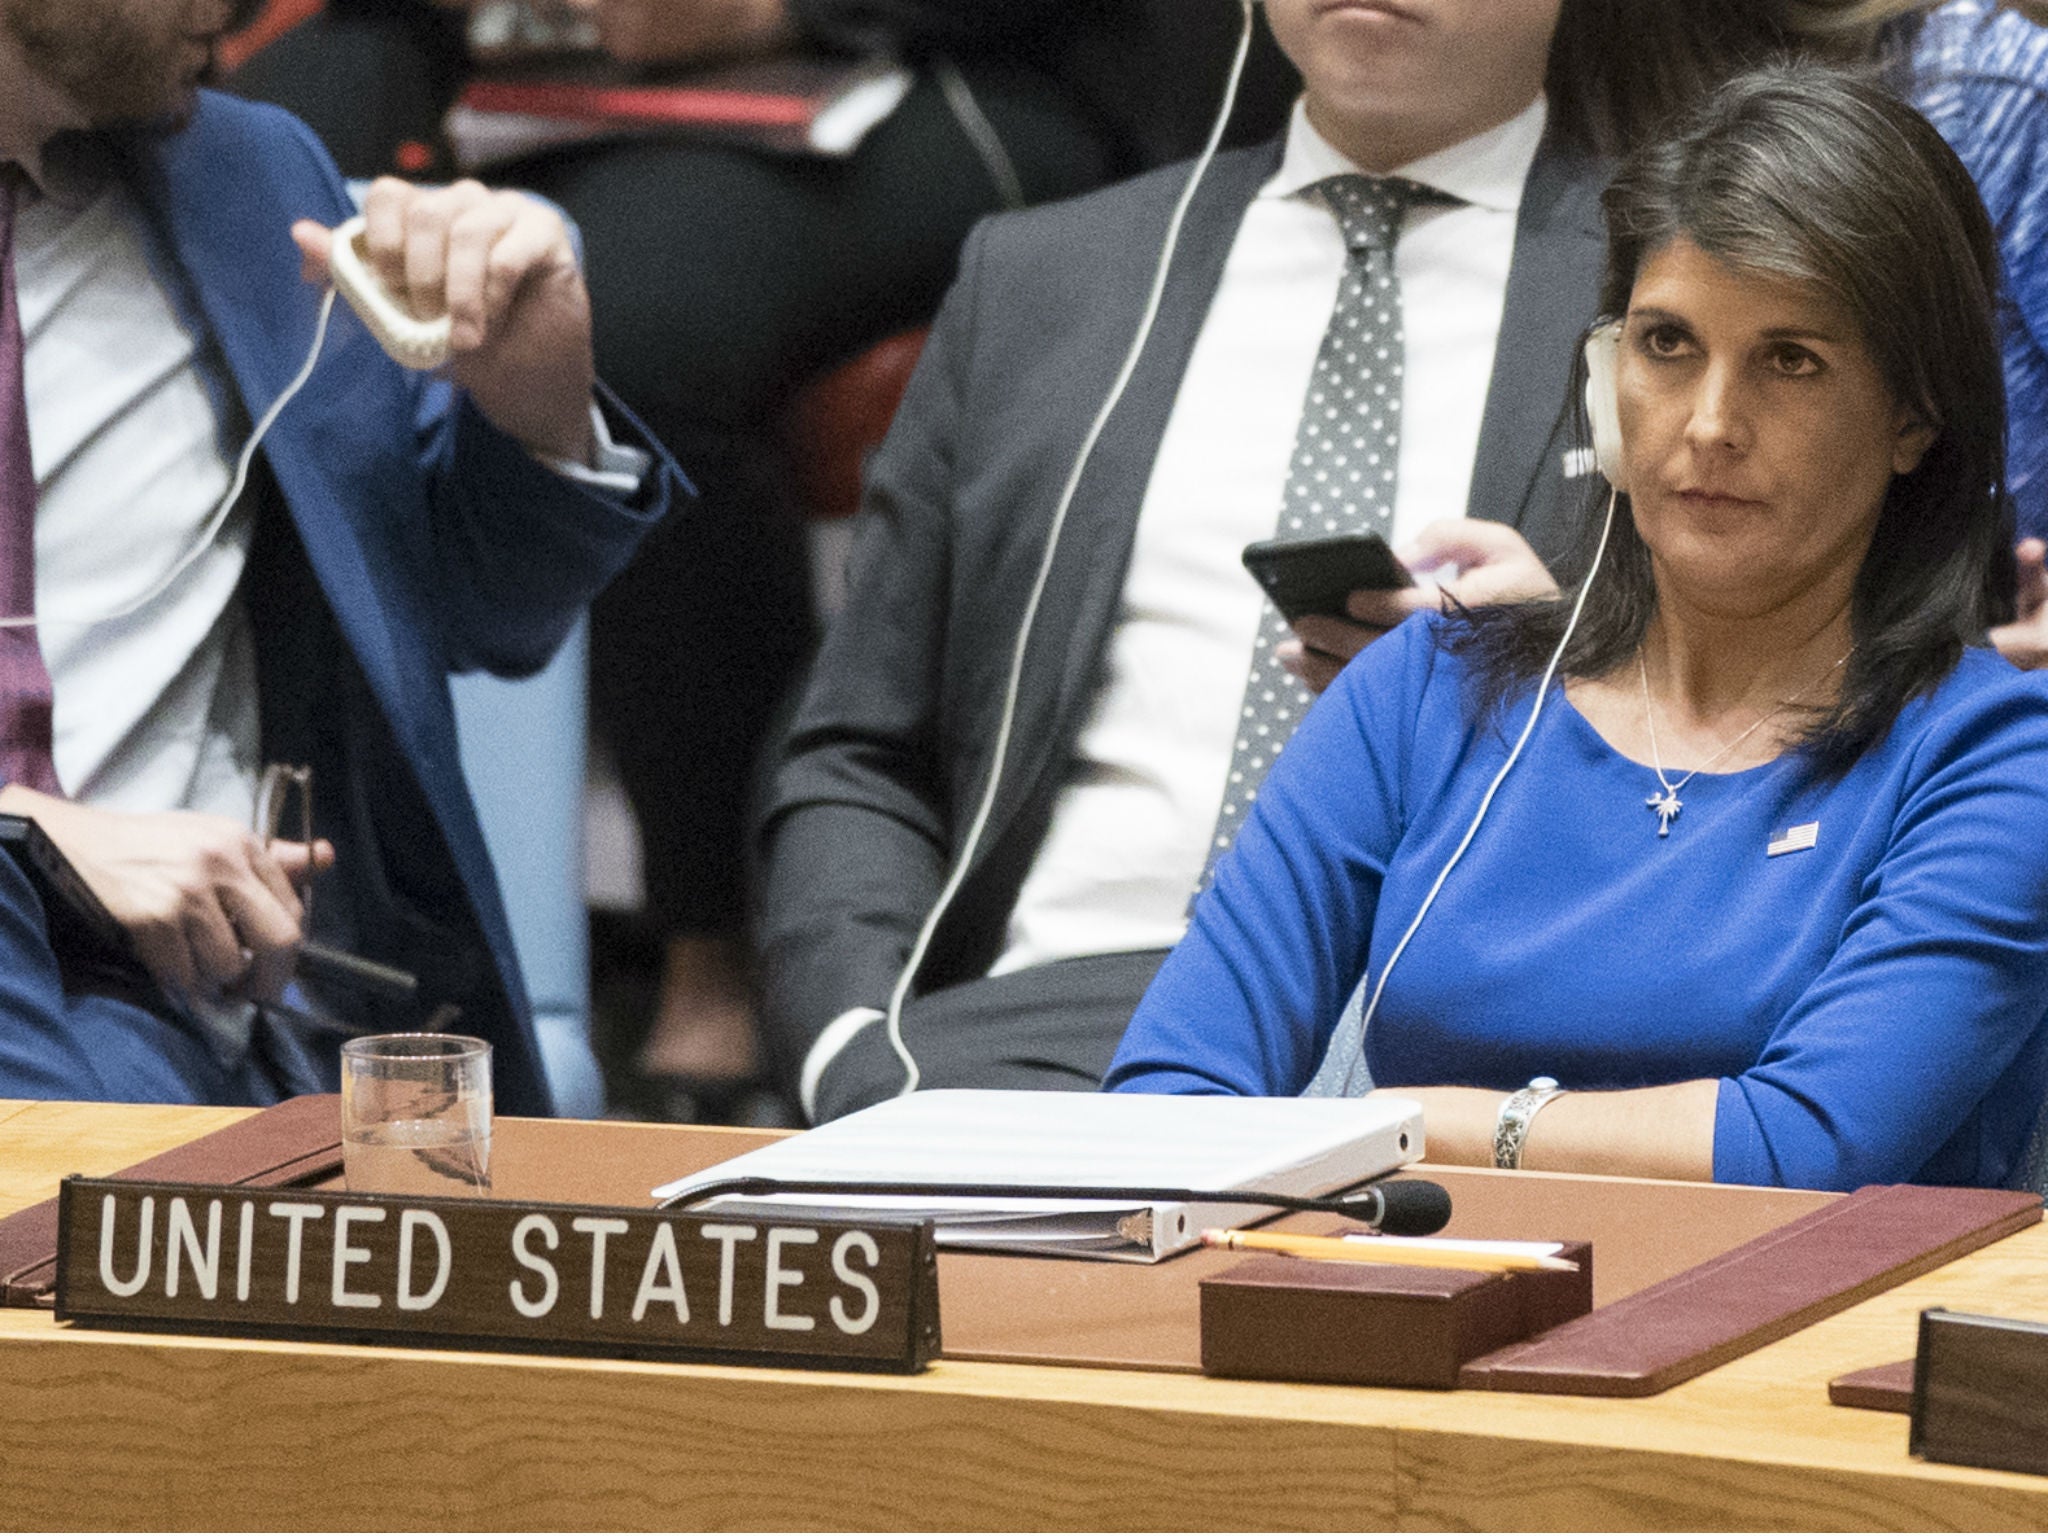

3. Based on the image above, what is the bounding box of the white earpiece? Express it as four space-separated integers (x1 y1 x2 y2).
1347 324 1632 1068
327 216 454 371
1583 320 1627 491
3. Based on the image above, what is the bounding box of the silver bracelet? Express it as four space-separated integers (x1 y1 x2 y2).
1493 1076 1568 1170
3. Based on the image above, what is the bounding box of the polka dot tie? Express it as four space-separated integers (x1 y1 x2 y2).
1194 175 1445 898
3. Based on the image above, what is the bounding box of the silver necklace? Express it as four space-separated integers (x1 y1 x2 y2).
1637 648 1853 837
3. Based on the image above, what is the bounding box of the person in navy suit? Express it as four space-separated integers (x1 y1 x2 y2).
0 0 686 1111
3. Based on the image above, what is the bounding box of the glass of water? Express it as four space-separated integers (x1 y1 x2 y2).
341 1034 493 1196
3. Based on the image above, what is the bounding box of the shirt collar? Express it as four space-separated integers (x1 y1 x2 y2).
1263 93 1549 214
0 32 90 194
33 134 117 209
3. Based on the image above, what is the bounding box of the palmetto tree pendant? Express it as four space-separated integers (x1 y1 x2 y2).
1647 788 1683 837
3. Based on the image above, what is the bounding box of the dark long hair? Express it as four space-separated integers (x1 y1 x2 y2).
1451 65 2009 776
1547 0 1798 154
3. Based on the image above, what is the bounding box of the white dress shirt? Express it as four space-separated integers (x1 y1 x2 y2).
17 175 265 823
991 95 1546 977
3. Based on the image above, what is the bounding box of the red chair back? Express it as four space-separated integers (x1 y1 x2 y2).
785 329 929 522
220 0 326 73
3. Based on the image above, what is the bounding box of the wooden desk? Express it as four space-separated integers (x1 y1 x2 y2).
4 1099 2047 1531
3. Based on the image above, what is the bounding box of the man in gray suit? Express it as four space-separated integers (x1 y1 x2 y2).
760 0 1765 1122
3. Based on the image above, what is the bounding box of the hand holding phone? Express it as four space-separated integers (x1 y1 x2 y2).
1241 531 1413 623
1265 521 1560 695
0 787 334 1006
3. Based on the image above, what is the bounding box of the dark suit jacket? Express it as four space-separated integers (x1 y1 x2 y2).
758 127 1608 1096
31 92 682 1113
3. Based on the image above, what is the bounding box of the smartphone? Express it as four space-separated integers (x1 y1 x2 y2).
1241 532 1414 622
0 813 418 1007
0 813 143 987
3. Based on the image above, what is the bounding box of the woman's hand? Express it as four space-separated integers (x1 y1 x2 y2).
1278 520 1559 694
1991 538 2048 670
570 0 795 67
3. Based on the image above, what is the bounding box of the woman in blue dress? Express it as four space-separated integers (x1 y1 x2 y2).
1107 67 2048 1193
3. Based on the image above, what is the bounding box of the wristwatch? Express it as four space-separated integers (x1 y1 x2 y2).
1493 1076 1568 1170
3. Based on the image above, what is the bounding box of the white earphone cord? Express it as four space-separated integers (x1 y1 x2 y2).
1346 484 1620 1055
0 285 337 632
877 0 1259 1096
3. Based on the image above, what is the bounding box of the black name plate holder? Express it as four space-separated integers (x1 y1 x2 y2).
1910 1307 2048 1478
55 1177 940 1373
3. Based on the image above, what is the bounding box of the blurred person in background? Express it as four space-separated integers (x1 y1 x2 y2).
1788 1 2048 664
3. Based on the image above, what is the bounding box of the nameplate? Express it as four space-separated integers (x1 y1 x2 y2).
1910 1307 2048 1477
53 1178 940 1373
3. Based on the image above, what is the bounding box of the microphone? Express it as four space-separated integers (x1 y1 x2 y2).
1345 1177 1453 1236
662 1174 1452 1237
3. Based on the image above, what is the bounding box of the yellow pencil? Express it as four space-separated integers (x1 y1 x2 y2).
1200 1228 1580 1273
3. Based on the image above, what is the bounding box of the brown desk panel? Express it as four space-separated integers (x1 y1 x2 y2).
5 1102 2048 1531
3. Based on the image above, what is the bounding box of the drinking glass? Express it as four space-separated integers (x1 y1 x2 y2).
341 1034 493 1196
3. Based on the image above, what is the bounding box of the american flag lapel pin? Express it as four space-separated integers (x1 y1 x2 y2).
1767 821 1820 858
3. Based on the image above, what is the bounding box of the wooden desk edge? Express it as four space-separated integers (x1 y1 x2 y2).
6 1102 2048 1531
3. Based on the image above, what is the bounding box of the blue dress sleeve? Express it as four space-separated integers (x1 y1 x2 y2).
1105 616 1443 1096
1715 665 2048 1188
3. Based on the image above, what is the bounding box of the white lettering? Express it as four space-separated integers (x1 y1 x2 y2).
235 1201 255 1302
97 1195 153 1298
764 1228 818 1332
699 1223 757 1327
571 1217 629 1320
829 1231 882 1335
397 1210 452 1311
331 1207 386 1309
166 1198 222 1301
509 1215 560 1318
631 1223 689 1324
269 1202 325 1305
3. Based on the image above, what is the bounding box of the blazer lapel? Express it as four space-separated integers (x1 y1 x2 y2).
1463 130 1610 553
116 105 436 759
977 143 1282 874
114 114 341 486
